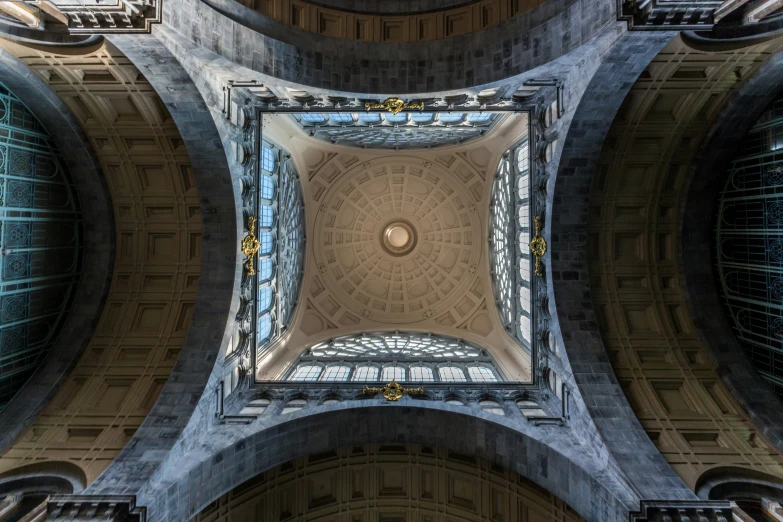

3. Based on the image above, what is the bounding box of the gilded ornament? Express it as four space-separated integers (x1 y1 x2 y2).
363 381 424 401
241 216 261 275
364 97 425 115
529 215 547 277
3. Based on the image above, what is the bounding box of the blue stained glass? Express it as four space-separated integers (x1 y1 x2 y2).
330 113 353 123
257 314 272 342
300 113 326 123
261 175 275 200
385 113 408 124
411 113 434 123
259 232 274 255
258 285 273 312
467 113 492 123
259 205 274 228
438 113 464 123
358 113 381 123
261 146 276 172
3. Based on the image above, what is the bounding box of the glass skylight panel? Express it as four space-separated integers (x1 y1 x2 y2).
411 112 434 123
438 366 466 382
261 146 276 172
259 206 274 227
438 113 464 123
467 113 492 123
358 113 381 123
321 366 350 381
329 113 353 123
258 286 273 313
409 366 434 381
352 366 379 381
260 175 275 200
469 367 497 382
300 113 326 123
258 232 274 255
258 258 273 283
289 365 321 381
385 113 408 124
257 314 272 343
382 366 405 382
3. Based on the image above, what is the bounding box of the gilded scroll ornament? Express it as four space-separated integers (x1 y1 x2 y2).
362 381 424 401
241 216 261 275
364 97 425 115
529 215 547 277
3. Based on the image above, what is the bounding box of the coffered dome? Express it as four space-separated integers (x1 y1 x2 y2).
313 156 481 324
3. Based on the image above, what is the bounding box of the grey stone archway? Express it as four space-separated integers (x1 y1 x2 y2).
81 34 242 497
547 30 697 501
132 402 636 522
162 0 616 93
680 46 783 453
0 47 114 453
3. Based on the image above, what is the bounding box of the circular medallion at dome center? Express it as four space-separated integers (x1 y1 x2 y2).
314 158 482 323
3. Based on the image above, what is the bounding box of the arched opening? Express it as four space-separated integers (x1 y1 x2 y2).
697 467 783 521
191 443 585 522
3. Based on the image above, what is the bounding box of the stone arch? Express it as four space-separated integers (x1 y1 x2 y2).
580 32 783 489
162 0 617 93
680 44 783 453
132 404 635 522
192 443 585 522
0 461 87 495
0 44 113 454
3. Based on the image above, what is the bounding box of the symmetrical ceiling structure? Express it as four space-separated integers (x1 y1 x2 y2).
3 0 783 520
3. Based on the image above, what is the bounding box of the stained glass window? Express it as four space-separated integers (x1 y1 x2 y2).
286 333 503 382
490 138 533 348
0 83 82 412
716 93 783 400
255 140 305 351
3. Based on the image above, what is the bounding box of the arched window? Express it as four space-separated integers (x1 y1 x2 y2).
321 366 350 382
490 138 534 349
254 140 305 350
438 366 466 382
468 366 498 382
381 366 406 382
409 366 434 381
289 365 321 381
352 365 379 381
286 333 504 382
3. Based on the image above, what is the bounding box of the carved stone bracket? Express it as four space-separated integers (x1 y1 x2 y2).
629 500 735 522
48 495 146 522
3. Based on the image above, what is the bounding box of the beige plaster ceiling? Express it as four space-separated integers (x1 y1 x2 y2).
257 113 531 381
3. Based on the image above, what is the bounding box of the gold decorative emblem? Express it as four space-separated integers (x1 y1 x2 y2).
364 97 424 115
241 216 261 275
362 381 424 401
529 215 547 277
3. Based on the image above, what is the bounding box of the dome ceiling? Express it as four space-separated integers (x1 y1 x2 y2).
314 156 482 323
0 83 82 411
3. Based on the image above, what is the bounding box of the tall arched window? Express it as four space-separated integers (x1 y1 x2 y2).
716 93 783 400
489 138 533 349
255 140 305 349
285 333 504 382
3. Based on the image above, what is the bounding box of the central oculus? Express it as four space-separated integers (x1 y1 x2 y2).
380 221 416 256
